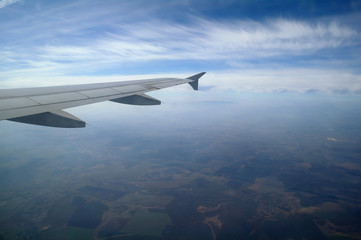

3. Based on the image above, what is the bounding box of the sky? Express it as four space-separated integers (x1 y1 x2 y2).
1 0 361 94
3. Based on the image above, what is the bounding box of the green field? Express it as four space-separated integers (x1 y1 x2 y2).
121 209 171 236
67 227 93 240
40 226 93 240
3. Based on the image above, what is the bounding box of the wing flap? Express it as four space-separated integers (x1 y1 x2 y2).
151 81 185 89
29 92 87 105
0 97 39 110
79 88 120 98
113 85 149 93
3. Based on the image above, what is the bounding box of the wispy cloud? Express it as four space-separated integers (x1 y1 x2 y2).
1 17 358 68
0 0 21 8
42 18 360 60
0 1 360 94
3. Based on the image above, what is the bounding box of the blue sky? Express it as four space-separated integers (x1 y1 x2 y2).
1 0 361 94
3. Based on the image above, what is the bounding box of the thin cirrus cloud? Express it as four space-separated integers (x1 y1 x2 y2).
0 1 360 94
37 18 358 62
0 0 21 9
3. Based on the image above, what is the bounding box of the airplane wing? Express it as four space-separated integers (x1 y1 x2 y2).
0 72 206 128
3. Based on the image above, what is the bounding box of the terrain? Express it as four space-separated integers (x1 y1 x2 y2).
0 94 360 240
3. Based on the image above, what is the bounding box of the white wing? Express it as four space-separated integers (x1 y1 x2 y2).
0 72 205 128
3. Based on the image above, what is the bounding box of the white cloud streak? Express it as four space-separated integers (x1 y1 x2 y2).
35 18 358 62
1 18 357 67
0 0 21 8
0 1 360 94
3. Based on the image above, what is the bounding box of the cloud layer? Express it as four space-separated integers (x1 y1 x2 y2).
0 1 360 94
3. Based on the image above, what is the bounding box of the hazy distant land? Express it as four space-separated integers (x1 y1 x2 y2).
1 94 361 240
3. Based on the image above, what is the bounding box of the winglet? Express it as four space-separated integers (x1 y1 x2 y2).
187 72 206 90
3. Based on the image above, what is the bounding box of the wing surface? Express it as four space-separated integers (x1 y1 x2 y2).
0 72 205 128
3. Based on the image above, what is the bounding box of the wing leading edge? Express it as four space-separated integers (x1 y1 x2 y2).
0 72 206 128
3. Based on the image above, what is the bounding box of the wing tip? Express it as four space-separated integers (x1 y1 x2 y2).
187 72 206 90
